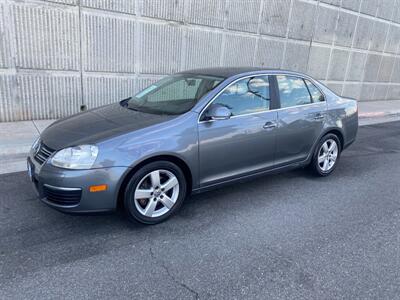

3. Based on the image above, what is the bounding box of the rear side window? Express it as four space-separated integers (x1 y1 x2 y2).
212 76 271 116
305 80 325 102
276 75 311 108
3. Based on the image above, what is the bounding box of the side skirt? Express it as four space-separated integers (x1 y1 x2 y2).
191 159 310 195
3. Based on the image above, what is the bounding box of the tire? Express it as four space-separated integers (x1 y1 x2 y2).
310 133 341 177
124 161 187 224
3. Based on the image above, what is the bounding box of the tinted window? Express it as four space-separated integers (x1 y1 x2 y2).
277 75 312 108
305 80 324 102
212 76 270 116
126 74 224 115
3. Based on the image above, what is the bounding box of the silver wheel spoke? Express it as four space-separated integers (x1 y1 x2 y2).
328 142 337 152
322 159 329 171
161 177 178 192
144 199 157 217
318 155 325 164
160 195 175 209
150 171 161 188
135 188 152 199
323 142 329 153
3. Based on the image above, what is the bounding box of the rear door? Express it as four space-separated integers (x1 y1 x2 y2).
274 75 327 166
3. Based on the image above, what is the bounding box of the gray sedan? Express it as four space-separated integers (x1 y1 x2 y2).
27 68 358 224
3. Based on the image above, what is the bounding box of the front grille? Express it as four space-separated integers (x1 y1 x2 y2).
34 143 55 165
43 185 82 206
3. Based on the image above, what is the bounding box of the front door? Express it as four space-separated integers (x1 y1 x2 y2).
198 75 278 187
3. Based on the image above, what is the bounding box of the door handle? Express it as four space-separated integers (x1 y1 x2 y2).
263 121 277 129
314 113 325 120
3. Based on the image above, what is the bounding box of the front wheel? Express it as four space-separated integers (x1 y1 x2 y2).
124 161 187 224
310 134 341 176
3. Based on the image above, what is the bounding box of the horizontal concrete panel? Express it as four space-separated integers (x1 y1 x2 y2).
81 0 135 14
12 2 79 70
185 29 222 70
360 0 379 16
313 6 339 45
391 58 400 83
186 0 225 28
342 83 362 99
370 20 389 52
341 0 361 12
328 49 350 81
83 75 135 108
139 22 182 74
307 46 330 80
282 42 310 72
82 12 135 72
0 3 9 68
320 0 341 6
363 54 381 82
254 38 284 68
223 34 257 67
377 56 395 82
394 0 400 23
42 0 78 5
288 0 317 41
359 83 375 101
377 0 395 20
0 75 16 122
385 25 400 54
346 51 367 81
373 84 389 100
226 0 261 33
260 0 290 38
353 16 374 50
16 73 81 120
386 85 400 100
335 11 357 47
141 0 184 22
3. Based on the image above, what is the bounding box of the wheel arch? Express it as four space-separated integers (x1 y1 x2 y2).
323 128 344 150
116 154 193 209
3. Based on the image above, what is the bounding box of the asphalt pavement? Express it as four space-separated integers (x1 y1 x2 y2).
1 121 400 299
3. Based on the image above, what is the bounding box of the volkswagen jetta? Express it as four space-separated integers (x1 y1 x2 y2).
27 68 358 224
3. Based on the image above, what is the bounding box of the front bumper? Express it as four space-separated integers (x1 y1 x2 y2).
28 154 129 213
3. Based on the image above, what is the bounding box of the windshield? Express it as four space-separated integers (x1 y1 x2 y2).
123 74 225 115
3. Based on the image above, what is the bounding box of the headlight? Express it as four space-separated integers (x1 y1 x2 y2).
51 145 98 169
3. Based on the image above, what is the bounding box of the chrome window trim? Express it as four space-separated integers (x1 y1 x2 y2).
198 73 327 124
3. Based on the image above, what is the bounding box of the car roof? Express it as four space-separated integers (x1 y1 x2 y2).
178 67 308 79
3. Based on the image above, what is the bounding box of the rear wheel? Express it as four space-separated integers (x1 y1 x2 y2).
310 134 341 176
124 161 187 224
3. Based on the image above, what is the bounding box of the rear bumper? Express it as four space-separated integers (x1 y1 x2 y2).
28 155 129 213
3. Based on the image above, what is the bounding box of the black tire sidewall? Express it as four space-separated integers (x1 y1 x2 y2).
124 161 187 224
312 134 341 176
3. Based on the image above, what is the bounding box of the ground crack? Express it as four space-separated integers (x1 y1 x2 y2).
149 247 200 299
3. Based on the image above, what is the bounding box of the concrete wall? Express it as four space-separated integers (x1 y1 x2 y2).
0 0 399 122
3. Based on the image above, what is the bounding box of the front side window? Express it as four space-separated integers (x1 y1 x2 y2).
125 74 224 115
305 80 325 102
212 76 271 116
277 75 312 108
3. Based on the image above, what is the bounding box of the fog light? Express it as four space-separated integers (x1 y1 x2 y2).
89 184 108 192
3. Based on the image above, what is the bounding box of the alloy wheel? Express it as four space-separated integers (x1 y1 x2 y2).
134 169 179 218
318 139 338 172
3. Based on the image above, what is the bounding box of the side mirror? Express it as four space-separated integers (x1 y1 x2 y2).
205 104 231 121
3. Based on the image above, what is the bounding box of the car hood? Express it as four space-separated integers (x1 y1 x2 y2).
41 103 176 150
